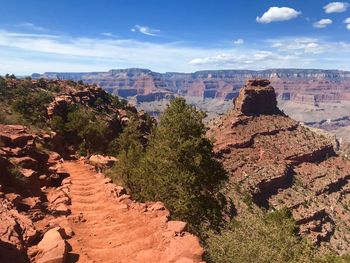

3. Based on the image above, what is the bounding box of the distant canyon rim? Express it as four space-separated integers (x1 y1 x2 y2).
32 68 350 143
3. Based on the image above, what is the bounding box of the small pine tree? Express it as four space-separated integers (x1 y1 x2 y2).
131 98 226 229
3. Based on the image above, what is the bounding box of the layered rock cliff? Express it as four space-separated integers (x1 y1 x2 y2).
32 68 350 104
209 79 350 254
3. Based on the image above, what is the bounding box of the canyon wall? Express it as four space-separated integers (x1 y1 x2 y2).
32 68 350 104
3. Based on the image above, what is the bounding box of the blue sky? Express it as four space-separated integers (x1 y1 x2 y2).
1 0 350 74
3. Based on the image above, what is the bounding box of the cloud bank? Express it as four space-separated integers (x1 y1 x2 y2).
0 25 350 74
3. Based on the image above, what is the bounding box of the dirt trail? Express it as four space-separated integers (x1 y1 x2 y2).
60 160 203 263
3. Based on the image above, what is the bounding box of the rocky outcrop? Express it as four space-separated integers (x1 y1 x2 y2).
209 80 350 253
233 79 279 116
0 125 61 196
0 124 72 262
46 85 109 119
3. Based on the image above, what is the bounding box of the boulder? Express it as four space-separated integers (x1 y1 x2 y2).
165 234 204 263
36 227 68 263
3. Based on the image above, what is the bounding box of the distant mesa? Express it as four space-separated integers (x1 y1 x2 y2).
233 79 280 116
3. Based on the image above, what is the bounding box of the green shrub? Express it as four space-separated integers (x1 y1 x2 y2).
109 117 144 186
48 84 60 93
0 77 5 91
12 90 53 123
108 94 128 109
94 97 105 109
50 115 66 133
65 108 110 155
205 208 350 263
206 209 314 263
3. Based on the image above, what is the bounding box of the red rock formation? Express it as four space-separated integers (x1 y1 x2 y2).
233 79 279 115
0 124 71 262
209 80 350 253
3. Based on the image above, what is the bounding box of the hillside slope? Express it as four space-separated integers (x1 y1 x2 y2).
0 77 204 263
209 79 350 254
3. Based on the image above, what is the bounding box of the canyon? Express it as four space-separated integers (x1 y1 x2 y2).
32 68 350 142
2 77 350 262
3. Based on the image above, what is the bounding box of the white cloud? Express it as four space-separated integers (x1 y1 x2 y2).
233 39 244 45
131 25 160 36
15 22 47 32
269 37 350 56
270 38 326 54
313 19 333 28
101 32 119 38
256 7 301 23
344 18 350 30
324 2 349 13
189 50 296 69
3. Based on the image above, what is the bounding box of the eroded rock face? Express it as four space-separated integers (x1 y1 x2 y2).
0 124 70 262
233 79 279 116
46 86 107 119
209 80 350 253
0 124 64 196
0 202 38 263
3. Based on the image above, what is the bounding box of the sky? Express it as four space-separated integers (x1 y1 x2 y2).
1 0 350 74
